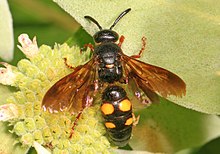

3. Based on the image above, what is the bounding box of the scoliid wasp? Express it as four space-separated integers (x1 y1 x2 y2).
42 8 186 147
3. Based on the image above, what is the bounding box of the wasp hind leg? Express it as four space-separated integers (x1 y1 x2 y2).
69 110 83 138
131 36 147 59
69 84 96 138
132 113 140 126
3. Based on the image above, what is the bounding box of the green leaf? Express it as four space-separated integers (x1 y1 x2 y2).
53 0 220 114
175 136 220 154
65 27 93 47
196 136 220 154
0 0 14 61
130 98 220 153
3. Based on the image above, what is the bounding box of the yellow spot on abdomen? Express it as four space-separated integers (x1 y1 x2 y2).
119 99 132 112
101 103 114 115
105 122 116 128
125 117 133 126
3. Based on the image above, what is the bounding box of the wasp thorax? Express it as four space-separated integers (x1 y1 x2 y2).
93 29 119 43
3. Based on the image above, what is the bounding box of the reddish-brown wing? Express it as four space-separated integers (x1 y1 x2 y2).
42 58 97 113
127 72 160 102
122 55 186 98
123 73 159 111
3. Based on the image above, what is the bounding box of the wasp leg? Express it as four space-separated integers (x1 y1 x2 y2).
63 57 75 69
69 110 83 138
118 35 125 47
44 142 53 149
80 43 94 53
132 113 140 126
69 84 95 138
131 36 147 59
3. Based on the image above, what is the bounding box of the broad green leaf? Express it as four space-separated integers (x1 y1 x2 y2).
196 136 220 154
175 136 220 154
53 0 220 114
0 0 14 61
130 99 220 153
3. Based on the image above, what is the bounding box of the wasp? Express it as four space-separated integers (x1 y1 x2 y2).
42 8 186 147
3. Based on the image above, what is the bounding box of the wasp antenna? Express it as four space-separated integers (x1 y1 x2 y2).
109 8 131 30
84 16 102 30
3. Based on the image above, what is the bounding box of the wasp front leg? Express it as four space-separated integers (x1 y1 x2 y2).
81 43 94 53
131 36 147 59
118 35 125 47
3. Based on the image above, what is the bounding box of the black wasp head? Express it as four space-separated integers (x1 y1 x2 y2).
84 8 131 44
93 29 119 43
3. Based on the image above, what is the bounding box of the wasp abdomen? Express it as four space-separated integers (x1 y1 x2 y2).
101 86 133 147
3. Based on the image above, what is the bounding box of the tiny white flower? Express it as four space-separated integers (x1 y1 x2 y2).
17 34 39 58
0 103 18 121
33 141 51 154
0 62 16 85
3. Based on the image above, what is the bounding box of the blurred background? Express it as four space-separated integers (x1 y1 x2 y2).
7 0 80 65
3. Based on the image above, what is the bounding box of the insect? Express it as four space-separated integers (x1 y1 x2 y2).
42 8 186 147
